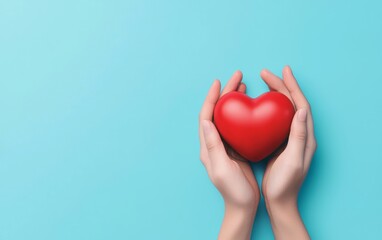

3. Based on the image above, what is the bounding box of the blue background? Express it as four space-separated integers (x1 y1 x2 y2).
1 0 381 239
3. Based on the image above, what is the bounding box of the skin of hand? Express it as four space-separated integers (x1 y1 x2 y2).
199 71 260 240
260 66 317 240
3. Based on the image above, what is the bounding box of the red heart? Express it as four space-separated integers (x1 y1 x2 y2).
213 91 295 162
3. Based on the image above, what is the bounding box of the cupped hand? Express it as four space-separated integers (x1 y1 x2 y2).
260 66 317 240
199 71 260 210
260 66 317 204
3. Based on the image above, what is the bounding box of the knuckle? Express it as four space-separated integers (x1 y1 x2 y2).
212 166 228 185
292 130 307 141
205 138 219 152
305 102 311 111
307 139 317 152
298 102 311 112
312 141 318 151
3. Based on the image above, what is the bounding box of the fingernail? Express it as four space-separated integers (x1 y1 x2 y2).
202 120 212 136
297 108 307 122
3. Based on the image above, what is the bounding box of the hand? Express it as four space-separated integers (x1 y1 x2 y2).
260 66 317 240
199 71 260 240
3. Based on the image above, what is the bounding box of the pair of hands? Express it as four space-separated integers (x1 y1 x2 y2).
199 66 317 240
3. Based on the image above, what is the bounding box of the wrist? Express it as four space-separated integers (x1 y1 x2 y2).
265 200 310 240
223 190 260 215
218 202 257 240
225 200 257 220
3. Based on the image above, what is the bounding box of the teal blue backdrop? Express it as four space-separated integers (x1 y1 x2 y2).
1 0 381 239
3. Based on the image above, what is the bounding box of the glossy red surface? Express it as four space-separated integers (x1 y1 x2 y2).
214 91 295 162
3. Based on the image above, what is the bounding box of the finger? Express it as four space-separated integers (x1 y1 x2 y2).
221 70 243 97
202 120 227 167
285 108 308 167
199 80 221 121
303 113 317 175
282 66 309 110
199 80 221 168
282 66 316 171
260 69 292 102
238 83 246 93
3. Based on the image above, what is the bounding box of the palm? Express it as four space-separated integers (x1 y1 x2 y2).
262 150 303 201
222 142 259 201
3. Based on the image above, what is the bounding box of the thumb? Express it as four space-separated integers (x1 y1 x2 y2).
201 120 226 165
286 108 308 159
